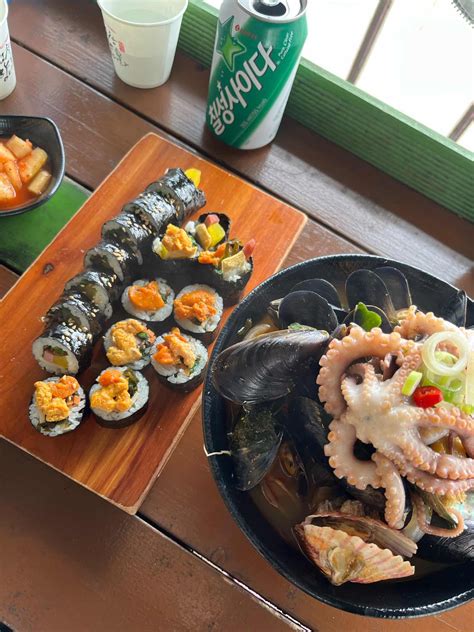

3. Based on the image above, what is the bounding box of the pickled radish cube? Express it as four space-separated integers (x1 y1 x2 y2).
18 147 48 183
204 214 220 227
4 160 22 190
6 135 33 159
0 143 15 163
208 222 226 247
27 169 52 196
0 172 16 201
243 239 256 259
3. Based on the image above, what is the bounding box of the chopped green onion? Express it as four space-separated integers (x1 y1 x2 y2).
421 331 468 377
137 332 148 340
434 350 458 366
402 371 423 396
461 403 474 415
354 302 382 331
465 349 474 406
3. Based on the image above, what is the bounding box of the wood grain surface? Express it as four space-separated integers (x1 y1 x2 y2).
9 0 474 283
0 440 300 632
0 132 306 512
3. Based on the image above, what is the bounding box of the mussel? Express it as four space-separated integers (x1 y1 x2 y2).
278 291 339 331
345 269 397 322
211 329 329 405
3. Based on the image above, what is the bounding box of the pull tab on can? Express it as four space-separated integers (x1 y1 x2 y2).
239 0 305 22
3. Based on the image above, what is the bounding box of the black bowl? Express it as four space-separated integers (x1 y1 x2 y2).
0 115 65 217
202 254 474 618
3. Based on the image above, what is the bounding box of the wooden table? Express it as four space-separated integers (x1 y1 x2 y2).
0 2 472 630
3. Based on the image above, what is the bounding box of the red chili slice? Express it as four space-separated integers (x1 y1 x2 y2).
243 239 256 259
413 386 443 408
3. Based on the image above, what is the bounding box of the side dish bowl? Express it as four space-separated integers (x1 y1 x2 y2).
0 115 65 217
202 254 474 618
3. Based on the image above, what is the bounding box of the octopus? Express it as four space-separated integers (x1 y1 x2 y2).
316 310 474 532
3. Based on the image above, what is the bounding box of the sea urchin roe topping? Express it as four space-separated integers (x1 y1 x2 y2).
161 224 197 259
174 290 216 323
107 319 156 366
129 281 165 311
198 243 226 267
34 376 80 422
153 327 196 370
91 369 131 413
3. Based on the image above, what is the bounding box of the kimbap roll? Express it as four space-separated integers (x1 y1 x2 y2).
173 284 223 344
32 322 93 375
101 211 153 263
121 278 174 321
44 291 106 339
90 367 149 429
151 327 208 392
84 239 139 283
151 224 199 278
104 319 156 369
123 190 178 235
185 213 230 251
29 375 86 437
146 168 206 224
64 269 122 315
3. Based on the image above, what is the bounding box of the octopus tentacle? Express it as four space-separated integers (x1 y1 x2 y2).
411 492 465 538
419 427 450 445
318 327 404 417
324 419 380 490
372 452 406 529
395 307 457 339
396 454 474 494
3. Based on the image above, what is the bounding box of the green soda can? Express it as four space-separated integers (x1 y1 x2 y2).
206 0 308 150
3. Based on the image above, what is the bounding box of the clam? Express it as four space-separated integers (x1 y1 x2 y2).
211 329 329 405
295 512 416 585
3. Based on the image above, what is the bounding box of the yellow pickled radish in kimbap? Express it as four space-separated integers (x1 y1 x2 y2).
151 327 208 392
184 168 201 187
121 278 174 321
29 375 86 437
153 224 198 260
90 366 149 429
104 319 156 369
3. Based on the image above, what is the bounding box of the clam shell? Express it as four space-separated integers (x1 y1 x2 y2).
295 524 414 585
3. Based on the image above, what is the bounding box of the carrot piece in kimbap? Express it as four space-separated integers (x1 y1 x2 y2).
173 284 223 343
29 375 86 437
90 367 149 429
151 327 208 392
104 319 156 369
121 278 174 321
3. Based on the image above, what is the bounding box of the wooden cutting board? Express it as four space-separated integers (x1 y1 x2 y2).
0 133 306 513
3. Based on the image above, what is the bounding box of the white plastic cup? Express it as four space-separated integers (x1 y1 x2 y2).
98 0 188 89
0 0 16 99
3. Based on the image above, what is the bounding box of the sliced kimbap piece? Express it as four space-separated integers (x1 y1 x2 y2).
29 375 86 437
90 367 149 429
185 213 230 251
197 239 255 305
173 283 223 344
64 269 122 316
32 322 93 375
151 327 208 393
151 223 200 278
104 318 156 369
84 239 139 283
121 278 174 321
146 168 206 224
123 190 178 235
101 211 153 263
44 291 106 339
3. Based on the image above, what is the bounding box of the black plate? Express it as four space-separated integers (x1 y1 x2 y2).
202 254 474 618
0 115 65 217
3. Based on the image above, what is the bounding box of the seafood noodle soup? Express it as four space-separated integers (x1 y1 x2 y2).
211 266 473 587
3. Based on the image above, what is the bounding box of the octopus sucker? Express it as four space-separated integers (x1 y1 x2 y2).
395 307 457 340
372 452 406 529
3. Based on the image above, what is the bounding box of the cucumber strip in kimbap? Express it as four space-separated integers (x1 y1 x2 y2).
173 284 223 344
44 291 106 339
151 327 208 392
102 212 153 264
121 278 174 321
185 213 230 251
123 190 178 235
197 239 255 305
32 322 93 375
29 376 86 437
146 168 206 224
90 367 149 429
104 319 156 369
84 239 139 283
64 269 122 316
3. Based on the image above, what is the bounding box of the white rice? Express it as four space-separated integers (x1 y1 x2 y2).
103 319 154 369
151 332 208 385
29 377 85 437
90 366 149 422
222 260 251 283
32 336 79 375
173 284 223 334
121 278 174 321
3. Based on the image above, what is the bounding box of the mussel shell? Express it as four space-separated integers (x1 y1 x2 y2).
278 291 339 332
375 266 412 311
230 407 283 491
211 329 329 405
442 289 467 327
343 304 393 333
345 269 396 321
291 279 342 308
